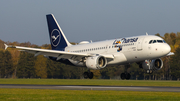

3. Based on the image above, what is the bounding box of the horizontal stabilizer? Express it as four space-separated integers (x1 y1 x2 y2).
167 52 174 56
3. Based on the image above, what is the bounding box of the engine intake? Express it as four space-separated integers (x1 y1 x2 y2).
151 59 163 70
86 56 107 69
140 58 163 71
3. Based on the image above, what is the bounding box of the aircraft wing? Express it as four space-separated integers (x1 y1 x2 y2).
5 44 114 61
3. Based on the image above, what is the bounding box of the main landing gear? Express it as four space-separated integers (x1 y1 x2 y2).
83 70 94 79
120 65 131 80
121 72 131 80
146 69 153 74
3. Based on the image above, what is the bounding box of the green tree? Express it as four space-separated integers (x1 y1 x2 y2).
155 33 164 39
0 39 5 49
17 52 36 78
9 49 20 78
0 51 4 78
170 45 180 80
130 63 144 80
34 55 47 78
91 69 101 79
0 50 13 78
46 59 62 78
164 33 173 45
170 32 176 45
3 50 13 78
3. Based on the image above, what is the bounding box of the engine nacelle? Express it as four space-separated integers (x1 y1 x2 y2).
86 56 107 69
151 58 163 70
141 58 163 71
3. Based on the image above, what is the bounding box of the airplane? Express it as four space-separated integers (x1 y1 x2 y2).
5 14 174 80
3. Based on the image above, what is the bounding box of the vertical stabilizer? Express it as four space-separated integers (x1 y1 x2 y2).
46 14 71 51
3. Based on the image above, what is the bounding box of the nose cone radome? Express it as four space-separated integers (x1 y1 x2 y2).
163 44 171 55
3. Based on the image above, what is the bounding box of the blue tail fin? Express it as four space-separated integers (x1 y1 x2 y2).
46 14 71 51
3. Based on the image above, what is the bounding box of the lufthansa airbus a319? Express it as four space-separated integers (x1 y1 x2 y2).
5 14 174 79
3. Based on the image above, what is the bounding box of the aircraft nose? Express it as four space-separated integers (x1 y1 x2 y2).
163 44 171 54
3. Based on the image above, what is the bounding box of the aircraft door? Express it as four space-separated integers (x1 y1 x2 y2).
137 37 144 51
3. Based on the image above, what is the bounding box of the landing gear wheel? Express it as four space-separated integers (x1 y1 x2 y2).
126 73 131 80
83 72 89 79
121 73 126 80
121 73 131 80
88 72 93 79
83 71 94 79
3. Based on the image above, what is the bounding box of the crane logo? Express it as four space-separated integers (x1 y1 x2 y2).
51 29 61 47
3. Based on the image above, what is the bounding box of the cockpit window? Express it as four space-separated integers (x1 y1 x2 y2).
149 40 153 44
157 40 163 43
153 40 157 43
163 40 166 43
149 39 166 44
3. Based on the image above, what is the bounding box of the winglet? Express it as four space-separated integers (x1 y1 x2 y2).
4 44 16 50
4 44 8 50
146 32 148 35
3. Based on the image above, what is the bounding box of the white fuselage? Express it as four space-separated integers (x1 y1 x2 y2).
65 35 171 66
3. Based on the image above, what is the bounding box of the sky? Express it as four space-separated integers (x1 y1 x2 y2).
0 0 180 45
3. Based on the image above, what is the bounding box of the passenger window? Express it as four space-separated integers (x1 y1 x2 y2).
153 40 157 43
149 40 153 44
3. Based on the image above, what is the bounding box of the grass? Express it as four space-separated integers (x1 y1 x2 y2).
0 79 180 101
0 79 180 87
0 88 180 101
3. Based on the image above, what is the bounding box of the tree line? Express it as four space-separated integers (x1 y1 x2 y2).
0 32 180 80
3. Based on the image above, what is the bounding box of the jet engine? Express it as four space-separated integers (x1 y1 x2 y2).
140 58 163 72
85 56 107 69
152 59 163 70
